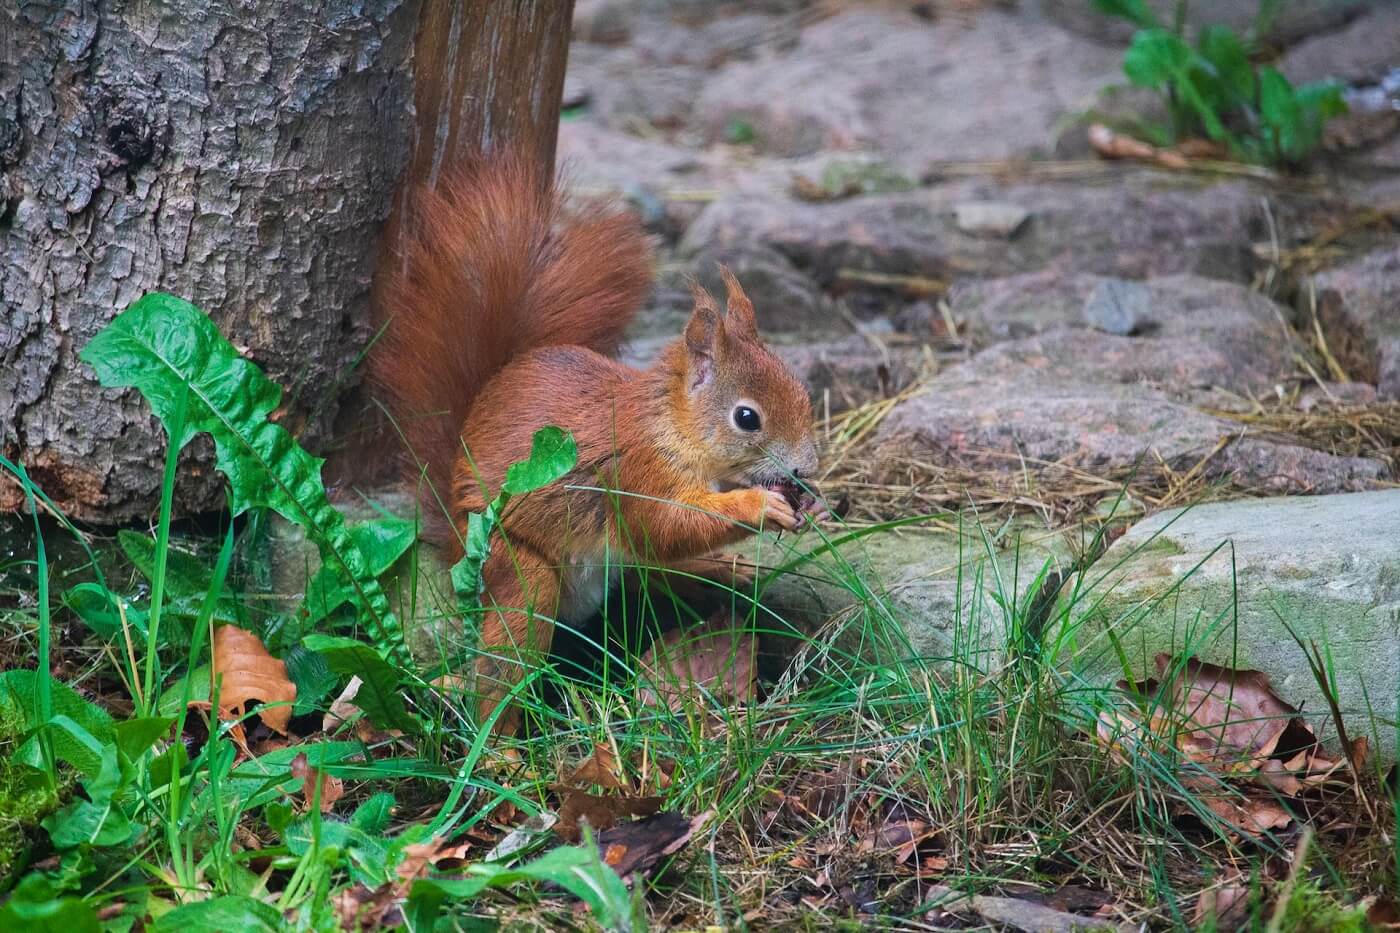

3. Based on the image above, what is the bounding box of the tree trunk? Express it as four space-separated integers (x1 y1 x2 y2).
1 0 576 523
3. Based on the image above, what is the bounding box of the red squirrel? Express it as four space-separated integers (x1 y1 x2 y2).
371 154 822 732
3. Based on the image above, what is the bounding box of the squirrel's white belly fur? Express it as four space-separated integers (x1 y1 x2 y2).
557 555 621 622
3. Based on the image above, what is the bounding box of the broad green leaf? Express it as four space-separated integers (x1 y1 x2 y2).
63 583 148 641
0 873 99 933
41 716 132 848
1259 66 1305 159
351 792 397 834
502 425 578 495
407 842 633 931
152 895 282 933
1122 29 1190 89
298 515 416 627
283 644 339 715
0 670 115 777
113 716 175 762
117 529 211 595
452 425 578 614
80 293 409 665
1197 25 1254 102
303 634 422 734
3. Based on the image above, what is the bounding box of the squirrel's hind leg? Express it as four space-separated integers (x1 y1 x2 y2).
473 545 561 737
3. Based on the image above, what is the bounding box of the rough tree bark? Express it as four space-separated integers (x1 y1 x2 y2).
1 0 576 523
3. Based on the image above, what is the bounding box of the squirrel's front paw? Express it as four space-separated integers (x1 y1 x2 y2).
757 487 801 532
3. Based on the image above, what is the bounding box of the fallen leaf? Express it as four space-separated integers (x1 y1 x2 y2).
330 882 400 930
212 625 296 736
568 743 626 790
555 788 663 843
637 612 757 711
395 837 473 882
1198 791 1293 839
1159 655 1300 769
291 751 344 813
1194 881 1251 931
857 818 934 864
324 675 402 743
594 810 711 881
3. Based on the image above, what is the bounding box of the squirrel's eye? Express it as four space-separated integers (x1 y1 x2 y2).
732 405 762 432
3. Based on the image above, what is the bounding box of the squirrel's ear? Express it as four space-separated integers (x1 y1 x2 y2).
684 284 721 390
718 266 758 340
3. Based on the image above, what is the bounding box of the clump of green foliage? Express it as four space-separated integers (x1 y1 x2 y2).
1094 0 1347 166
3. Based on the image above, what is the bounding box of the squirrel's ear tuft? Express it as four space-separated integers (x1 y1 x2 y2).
684 283 721 390
718 266 758 340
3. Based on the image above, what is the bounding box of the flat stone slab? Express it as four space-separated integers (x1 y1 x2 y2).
877 273 1389 495
1078 491 1400 761
1306 244 1400 400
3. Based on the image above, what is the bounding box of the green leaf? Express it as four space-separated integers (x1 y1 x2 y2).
80 293 410 666
152 895 283 933
283 645 339 715
0 670 115 777
302 635 421 734
117 530 210 595
351 792 397 834
1122 29 1190 89
63 584 147 641
1259 66 1306 159
502 425 578 495
1090 0 1158 28
0 873 99 933
1197 25 1254 102
113 716 175 762
452 426 578 614
407 842 633 931
298 516 416 627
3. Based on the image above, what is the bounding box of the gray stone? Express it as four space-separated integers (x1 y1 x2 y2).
680 173 1326 287
1081 278 1153 336
756 522 1075 666
691 8 1121 166
1306 245 1400 400
690 243 833 333
878 273 1389 494
1279 6 1400 86
1077 491 1400 760
954 201 1031 239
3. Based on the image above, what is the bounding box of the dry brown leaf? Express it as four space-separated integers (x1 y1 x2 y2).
1088 122 1188 169
593 810 711 881
291 751 344 813
857 818 934 865
568 743 626 790
324 676 402 743
555 788 663 843
1194 881 1251 931
212 625 297 736
1198 792 1293 839
1159 655 1300 769
637 612 757 711
330 883 401 930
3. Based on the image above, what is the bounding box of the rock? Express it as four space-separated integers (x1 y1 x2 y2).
1279 6 1400 86
1297 382 1379 411
692 8 1121 166
1306 244 1400 399
1044 0 1370 49
691 243 832 333
565 44 704 131
681 173 1328 286
1079 490 1400 760
954 201 1030 239
756 521 1074 664
1081 278 1153 336
877 273 1389 494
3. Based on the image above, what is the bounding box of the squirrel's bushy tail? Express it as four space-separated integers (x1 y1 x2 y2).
370 154 652 537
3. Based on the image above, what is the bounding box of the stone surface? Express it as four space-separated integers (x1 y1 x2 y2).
878 273 1389 494
1279 5 1400 86
1082 278 1153 336
954 201 1031 239
756 522 1074 666
691 8 1121 166
690 243 832 333
681 174 1334 286
1306 245 1400 400
1079 491 1400 760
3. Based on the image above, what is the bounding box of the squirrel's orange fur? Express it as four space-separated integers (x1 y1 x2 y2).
372 154 819 732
